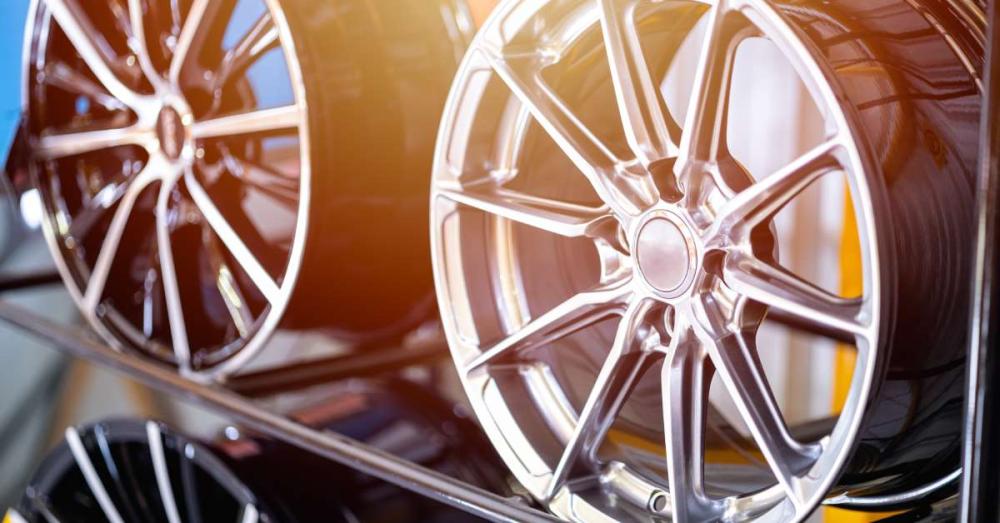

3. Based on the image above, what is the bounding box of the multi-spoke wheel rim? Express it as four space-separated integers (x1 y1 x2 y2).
14 420 264 523
432 0 889 521
23 0 310 378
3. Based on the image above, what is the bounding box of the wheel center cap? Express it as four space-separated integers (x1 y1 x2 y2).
156 106 186 161
635 214 697 296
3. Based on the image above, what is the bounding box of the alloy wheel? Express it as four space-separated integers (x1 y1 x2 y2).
431 0 894 520
24 0 310 377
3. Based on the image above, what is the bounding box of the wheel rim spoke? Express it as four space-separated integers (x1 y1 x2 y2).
43 61 126 111
703 329 820 508
106 0 134 42
711 138 842 235
190 105 300 140
65 427 126 523
662 330 719 522
140 266 158 338
437 183 614 239
146 422 183 523
675 1 742 176
185 171 281 304
221 151 299 207
156 178 191 368
238 505 259 523
168 0 183 33
169 0 214 85
205 237 254 338
546 299 654 499
465 280 633 372
36 125 153 160
42 0 139 107
598 0 679 166
69 177 129 240
92 424 137 521
128 0 165 88
723 253 867 339
27 494 61 522
179 437 204 523
215 12 279 88
83 158 163 312
482 47 658 220
238 164 299 205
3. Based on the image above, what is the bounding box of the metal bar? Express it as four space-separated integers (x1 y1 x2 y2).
0 270 62 293
227 337 450 397
960 0 1000 520
0 300 559 523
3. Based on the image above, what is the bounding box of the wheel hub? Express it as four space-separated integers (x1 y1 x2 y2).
156 105 188 161
634 211 697 298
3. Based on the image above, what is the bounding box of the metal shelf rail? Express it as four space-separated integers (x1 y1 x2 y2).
0 273 558 523
961 0 1000 520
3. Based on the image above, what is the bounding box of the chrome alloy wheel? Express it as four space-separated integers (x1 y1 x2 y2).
23 0 310 378
12 420 270 523
432 0 981 521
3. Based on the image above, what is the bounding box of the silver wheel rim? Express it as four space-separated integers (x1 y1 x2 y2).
431 0 886 521
23 0 311 379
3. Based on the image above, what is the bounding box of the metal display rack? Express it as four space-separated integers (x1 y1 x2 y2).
0 1 996 522
960 0 1000 520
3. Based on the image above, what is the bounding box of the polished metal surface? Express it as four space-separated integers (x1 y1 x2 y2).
431 0 983 520
960 0 1000 519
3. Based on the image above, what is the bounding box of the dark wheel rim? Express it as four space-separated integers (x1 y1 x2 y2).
14 420 267 523
24 0 311 378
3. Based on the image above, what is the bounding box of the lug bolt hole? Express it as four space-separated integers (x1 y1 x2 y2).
649 491 668 513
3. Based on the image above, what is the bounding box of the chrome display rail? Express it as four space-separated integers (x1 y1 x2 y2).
961 0 1000 520
0 275 558 523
